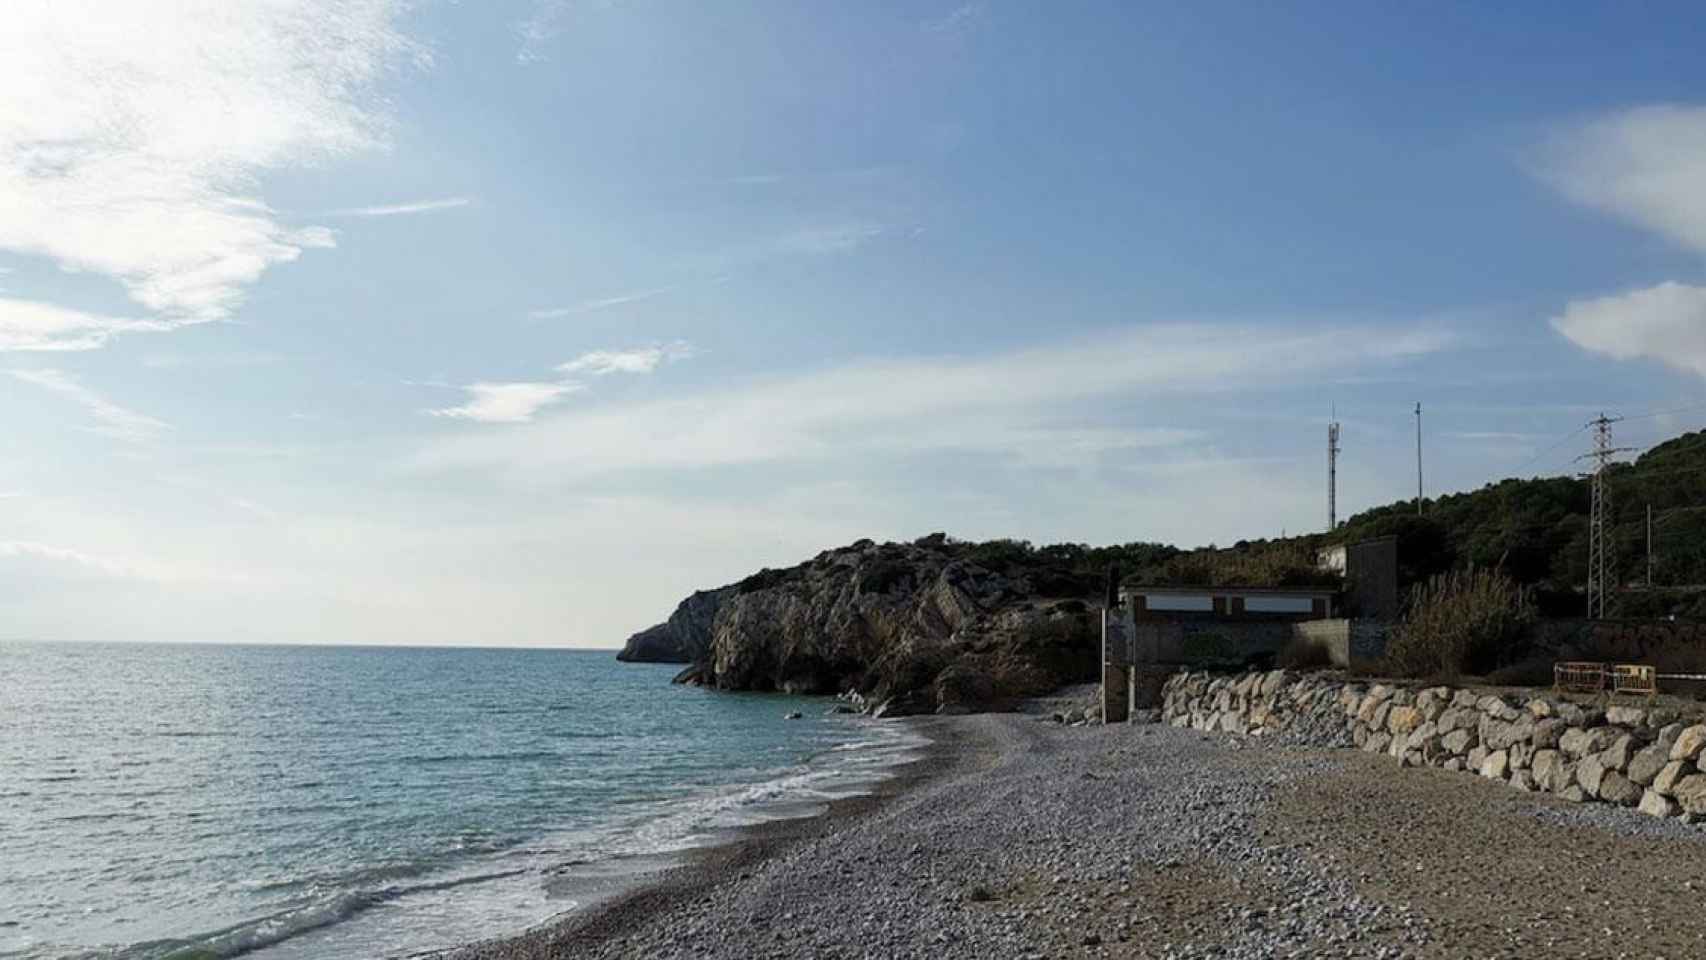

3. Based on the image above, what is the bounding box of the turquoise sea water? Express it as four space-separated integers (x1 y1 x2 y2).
0 643 921 959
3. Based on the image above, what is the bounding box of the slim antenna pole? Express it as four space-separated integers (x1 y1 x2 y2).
1327 412 1340 532
1415 402 1423 516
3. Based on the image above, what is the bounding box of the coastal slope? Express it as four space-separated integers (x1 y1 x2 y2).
617 536 1102 714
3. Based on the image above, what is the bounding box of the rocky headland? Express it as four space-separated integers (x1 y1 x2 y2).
616 535 1107 715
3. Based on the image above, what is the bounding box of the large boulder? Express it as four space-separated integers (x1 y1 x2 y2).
1628 743 1671 786
1599 771 1642 806
1480 750 1509 780
1387 706 1423 736
1654 760 1694 798
1534 749 1576 794
1639 789 1680 819
1531 718 1567 750
1671 773 1706 816
1467 745 1489 772
1561 727 1618 759
1601 734 1638 773
1670 725 1706 762
1577 754 1609 796
1605 705 1647 727
1442 728 1478 756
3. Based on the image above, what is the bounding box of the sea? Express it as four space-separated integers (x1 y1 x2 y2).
0 642 925 960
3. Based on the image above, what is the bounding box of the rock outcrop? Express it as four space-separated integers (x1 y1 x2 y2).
617 587 733 663
621 537 1101 715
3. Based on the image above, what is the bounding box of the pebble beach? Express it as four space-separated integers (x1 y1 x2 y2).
442 711 1706 959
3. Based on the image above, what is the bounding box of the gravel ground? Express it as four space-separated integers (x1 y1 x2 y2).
445 716 1706 960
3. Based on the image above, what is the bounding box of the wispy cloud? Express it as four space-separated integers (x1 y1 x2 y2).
923 3 987 34
0 1 420 327
517 0 620 64
10 368 168 442
414 322 1453 478
0 540 172 582
322 197 473 218
429 381 583 424
429 341 693 424
528 287 672 320
558 341 693 376
0 298 176 352
772 223 889 256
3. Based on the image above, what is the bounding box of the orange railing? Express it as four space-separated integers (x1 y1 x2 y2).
1553 661 1658 702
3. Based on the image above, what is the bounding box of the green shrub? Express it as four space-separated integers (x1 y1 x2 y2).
1385 567 1534 678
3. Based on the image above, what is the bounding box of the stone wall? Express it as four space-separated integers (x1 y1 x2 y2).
1159 669 1706 822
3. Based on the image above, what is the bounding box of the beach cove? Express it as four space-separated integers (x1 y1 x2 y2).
449 709 1706 959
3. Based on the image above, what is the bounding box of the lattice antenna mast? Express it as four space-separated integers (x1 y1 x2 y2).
1327 416 1341 532
1579 414 1633 619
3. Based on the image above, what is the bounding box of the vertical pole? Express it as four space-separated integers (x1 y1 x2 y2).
1648 503 1654 589
1415 402 1423 516
1327 418 1340 532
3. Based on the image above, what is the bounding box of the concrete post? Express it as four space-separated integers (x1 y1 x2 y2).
1101 606 1132 724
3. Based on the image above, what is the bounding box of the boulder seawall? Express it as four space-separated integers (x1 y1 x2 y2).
1161 669 1706 821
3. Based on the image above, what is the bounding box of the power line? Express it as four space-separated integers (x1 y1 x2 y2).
1616 400 1706 422
1512 422 1590 475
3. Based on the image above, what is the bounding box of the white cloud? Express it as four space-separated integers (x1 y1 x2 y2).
558 341 694 376
528 287 672 319
429 381 582 423
415 322 1453 478
0 297 175 352
0 539 187 583
1551 281 1706 376
1538 105 1706 256
11 368 169 442
0 1 418 325
323 197 472 218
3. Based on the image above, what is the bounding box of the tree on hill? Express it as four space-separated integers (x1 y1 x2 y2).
1329 427 1706 618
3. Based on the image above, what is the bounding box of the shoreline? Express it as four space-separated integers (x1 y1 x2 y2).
433 716 961 960
436 711 1706 958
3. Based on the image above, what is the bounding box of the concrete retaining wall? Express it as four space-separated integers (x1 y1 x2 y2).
1160 669 1706 822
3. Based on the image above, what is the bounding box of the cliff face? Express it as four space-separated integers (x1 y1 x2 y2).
615 587 732 663
624 537 1100 715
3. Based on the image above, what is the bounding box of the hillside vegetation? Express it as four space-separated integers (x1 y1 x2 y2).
1332 428 1706 618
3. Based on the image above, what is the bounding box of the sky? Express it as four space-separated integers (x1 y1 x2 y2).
6 2 1706 647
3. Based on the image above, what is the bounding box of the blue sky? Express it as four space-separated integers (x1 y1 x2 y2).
5 1 1706 646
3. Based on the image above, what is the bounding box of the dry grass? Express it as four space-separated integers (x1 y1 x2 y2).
1383 567 1534 679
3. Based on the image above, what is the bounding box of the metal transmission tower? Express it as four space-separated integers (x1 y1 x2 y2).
1579 414 1633 619
1327 416 1341 532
